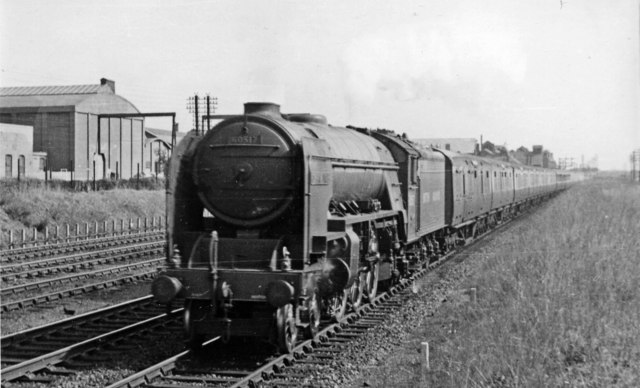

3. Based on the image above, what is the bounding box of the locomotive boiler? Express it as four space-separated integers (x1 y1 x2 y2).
152 103 406 352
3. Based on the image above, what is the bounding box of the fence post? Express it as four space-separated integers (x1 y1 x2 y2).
121 219 125 235
94 221 98 238
55 225 59 242
21 229 26 248
85 222 89 240
421 341 430 382
45 227 49 245
33 227 38 246
112 220 116 236
137 217 141 232
9 230 13 249
66 224 70 243
75 223 80 241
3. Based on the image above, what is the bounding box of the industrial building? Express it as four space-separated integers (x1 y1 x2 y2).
512 145 556 169
0 78 148 180
1 123 47 179
144 127 184 176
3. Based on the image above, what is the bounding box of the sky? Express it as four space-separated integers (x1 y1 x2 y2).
1 0 638 170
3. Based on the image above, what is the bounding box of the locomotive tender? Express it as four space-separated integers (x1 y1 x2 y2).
152 102 577 352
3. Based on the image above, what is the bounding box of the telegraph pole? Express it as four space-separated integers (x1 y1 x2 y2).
187 93 218 135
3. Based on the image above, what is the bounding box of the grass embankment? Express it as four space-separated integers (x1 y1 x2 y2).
376 179 640 387
0 180 165 246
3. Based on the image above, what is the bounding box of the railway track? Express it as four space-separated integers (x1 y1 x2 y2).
1 242 163 281
1 238 166 312
0 295 183 384
1 230 164 264
1 268 161 312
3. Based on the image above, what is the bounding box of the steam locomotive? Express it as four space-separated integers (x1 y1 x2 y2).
151 102 579 352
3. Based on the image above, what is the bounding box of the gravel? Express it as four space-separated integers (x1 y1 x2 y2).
290 249 481 388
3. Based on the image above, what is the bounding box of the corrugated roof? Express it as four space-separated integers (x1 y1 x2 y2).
145 127 174 138
145 127 184 146
0 84 101 96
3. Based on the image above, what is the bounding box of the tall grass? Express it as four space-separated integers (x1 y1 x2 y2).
435 179 640 386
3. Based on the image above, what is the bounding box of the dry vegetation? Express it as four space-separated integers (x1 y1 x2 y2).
0 179 165 246
358 178 640 387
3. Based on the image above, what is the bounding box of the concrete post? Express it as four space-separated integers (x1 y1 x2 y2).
422 341 430 370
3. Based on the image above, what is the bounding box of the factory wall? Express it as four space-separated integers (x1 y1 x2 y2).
0 123 47 179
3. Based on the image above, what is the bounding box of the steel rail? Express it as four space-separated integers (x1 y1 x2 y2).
0 306 184 383
1 271 160 312
104 336 221 388
1 230 164 263
1 242 163 279
1 257 164 297
1 295 155 347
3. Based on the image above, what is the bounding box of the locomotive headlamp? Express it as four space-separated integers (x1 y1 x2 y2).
152 275 183 304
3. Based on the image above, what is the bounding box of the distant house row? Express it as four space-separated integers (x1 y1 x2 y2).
0 78 183 180
415 138 557 169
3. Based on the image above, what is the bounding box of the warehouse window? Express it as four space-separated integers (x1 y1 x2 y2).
5 155 12 177
18 155 25 177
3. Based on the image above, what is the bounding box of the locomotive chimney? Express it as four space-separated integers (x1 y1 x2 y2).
244 102 281 117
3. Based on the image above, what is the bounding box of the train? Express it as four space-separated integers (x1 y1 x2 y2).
151 102 582 352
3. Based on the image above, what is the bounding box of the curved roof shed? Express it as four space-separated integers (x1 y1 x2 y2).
0 78 144 179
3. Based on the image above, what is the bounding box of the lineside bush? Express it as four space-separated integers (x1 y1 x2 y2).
0 179 165 246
